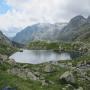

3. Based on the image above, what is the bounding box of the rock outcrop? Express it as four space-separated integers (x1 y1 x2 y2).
7 68 38 81
60 71 75 84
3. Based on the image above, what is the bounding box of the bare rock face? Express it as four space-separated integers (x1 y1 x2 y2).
60 71 75 84
68 15 86 27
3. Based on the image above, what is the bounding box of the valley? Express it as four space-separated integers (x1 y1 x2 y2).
0 15 90 90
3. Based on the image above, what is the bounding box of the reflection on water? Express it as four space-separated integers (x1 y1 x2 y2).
9 50 71 64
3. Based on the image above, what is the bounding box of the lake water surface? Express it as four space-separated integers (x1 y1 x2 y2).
9 50 71 64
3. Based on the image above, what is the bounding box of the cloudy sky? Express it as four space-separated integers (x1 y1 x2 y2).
0 0 90 37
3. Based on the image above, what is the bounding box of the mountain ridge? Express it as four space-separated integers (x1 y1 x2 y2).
13 23 67 44
58 15 90 41
12 15 90 44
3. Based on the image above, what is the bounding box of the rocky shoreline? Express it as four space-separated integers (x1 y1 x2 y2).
0 54 90 90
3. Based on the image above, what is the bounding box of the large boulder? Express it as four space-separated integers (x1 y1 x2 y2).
44 64 55 73
60 71 75 84
27 71 38 80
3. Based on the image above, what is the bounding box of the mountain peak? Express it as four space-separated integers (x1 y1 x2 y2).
87 15 90 23
69 15 86 27
70 15 86 21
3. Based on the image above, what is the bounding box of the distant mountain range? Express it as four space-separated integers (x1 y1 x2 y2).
13 23 67 44
1 15 90 45
13 15 90 44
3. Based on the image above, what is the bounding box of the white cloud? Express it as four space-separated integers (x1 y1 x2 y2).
0 0 90 33
0 0 69 30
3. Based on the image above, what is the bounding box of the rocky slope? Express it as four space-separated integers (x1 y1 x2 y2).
0 54 90 90
13 23 67 44
58 15 90 42
0 31 19 55
0 30 11 45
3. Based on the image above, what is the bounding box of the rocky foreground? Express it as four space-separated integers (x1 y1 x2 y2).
0 40 90 90
0 53 90 90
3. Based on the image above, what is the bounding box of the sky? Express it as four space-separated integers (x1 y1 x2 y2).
0 0 90 37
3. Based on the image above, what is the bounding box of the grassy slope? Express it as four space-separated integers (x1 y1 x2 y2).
0 54 90 90
28 41 84 51
0 41 90 90
0 43 18 56
0 62 68 90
